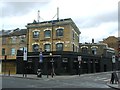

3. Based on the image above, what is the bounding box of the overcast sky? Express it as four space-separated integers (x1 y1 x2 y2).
0 0 119 43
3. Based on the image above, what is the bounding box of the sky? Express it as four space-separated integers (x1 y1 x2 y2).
0 0 119 43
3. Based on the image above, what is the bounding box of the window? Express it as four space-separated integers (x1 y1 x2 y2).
2 38 6 44
44 30 51 38
20 35 26 42
72 31 75 40
2 48 5 55
44 44 51 51
56 28 64 37
33 44 39 52
33 31 39 38
11 37 17 43
73 44 75 52
56 43 63 51
19 47 24 51
92 48 97 55
11 48 15 55
82 48 88 54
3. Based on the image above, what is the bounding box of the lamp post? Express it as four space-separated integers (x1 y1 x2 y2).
37 48 43 78
50 53 54 78
50 20 55 78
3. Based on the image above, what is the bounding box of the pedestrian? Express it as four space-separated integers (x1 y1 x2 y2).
113 71 119 84
118 71 120 83
110 72 115 84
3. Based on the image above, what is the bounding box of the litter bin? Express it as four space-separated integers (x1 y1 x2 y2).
37 69 42 78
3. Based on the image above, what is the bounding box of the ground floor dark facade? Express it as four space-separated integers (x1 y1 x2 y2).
16 51 119 75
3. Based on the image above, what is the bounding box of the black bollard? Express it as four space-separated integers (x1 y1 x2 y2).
8 70 10 76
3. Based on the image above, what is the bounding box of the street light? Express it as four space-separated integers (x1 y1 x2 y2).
50 53 54 78
37 48 43 78
50 20 55 78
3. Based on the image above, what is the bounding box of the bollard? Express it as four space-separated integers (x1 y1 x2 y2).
37 69 42 78
47 72 49 78
8 70 10 76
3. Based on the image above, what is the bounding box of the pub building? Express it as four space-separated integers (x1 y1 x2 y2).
16 18 116 75
1 18 117 75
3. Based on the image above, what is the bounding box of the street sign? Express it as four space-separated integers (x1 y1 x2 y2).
23 47 27 61
78 56 82 61
112 55 115 63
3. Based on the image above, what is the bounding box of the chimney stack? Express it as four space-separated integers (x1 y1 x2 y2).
92 38 94 43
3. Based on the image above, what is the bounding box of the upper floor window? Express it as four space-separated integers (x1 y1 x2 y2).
91 46 98 55
33 31 39 38
2 48 5 55
82 47 88 54
56 28 64 37
72 31 75 40
33 44 39 52
44 30 51 38
2 37 6 44
20 35 26 43
56 43 63 51
44 44 51 51
11 48 15 55
11 36 17 43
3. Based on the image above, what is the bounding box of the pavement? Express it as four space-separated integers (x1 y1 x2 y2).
106 82 120 89
1 71 120 89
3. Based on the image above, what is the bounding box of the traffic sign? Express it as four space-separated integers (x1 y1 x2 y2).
23 47 27 61
39 52 43 63
112 55 115 63
78 56 82 61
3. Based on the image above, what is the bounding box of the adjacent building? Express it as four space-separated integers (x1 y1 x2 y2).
99 36 118 55
1 29 27 74
79 39 116 72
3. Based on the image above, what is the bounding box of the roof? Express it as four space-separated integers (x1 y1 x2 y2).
1 28 27 37
26 18 81 34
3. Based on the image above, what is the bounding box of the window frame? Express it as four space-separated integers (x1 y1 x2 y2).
56 28 64 37
11 48 16 55
33 31 40 38
44 30 51 38
44 44 51 51
56 43 63 51
32 44 39 52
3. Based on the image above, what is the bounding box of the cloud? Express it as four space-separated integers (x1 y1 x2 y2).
80 22 118 43
0 0 119 43
75 10 117 28
1 2 50 17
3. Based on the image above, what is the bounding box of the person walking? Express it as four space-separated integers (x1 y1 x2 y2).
110 72 115 84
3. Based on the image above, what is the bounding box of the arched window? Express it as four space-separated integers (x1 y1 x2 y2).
82 47 88 54
56 28 64 37
33 31 39 38
91 46 98 55
33 44 39 52
44 30 51 38
44 44 51 51
56 43 63 51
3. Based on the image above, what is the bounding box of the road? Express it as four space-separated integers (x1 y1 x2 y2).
2 72 115 89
